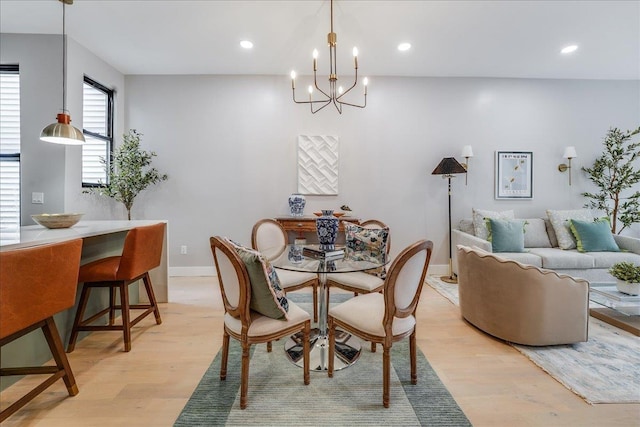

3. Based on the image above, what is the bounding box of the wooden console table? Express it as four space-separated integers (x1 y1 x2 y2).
275 216 360 242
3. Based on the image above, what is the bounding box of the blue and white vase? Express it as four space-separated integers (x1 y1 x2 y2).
288 193 306 217
316 209 339 251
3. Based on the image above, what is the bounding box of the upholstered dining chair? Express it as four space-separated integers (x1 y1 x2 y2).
67 222 165 353
0 239 83 422
251 218 319 323
210 236 311 409
327 239 433 408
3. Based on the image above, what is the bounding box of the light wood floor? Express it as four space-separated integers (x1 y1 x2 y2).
2 276 638 426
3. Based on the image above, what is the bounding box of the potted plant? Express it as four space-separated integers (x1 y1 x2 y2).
582 126 640 234
85 129 168 220
609 262 640 295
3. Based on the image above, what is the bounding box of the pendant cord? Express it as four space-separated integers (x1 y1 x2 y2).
62 1 67 113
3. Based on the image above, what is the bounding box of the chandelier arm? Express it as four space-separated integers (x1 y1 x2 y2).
311 99 332 114
313 70 331 101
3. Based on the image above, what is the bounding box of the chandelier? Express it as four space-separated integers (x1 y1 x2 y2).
290 0 368 114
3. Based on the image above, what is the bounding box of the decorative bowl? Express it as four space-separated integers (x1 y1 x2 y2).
31 213 84 229
313 212 345 218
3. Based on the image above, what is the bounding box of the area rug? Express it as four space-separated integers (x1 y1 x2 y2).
427 276 640 404
174 294 471 426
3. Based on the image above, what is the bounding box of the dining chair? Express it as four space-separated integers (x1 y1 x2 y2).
210 236 311 409
251 218 319 323
327 239 433 408
67 222 165 353
0 239 83 422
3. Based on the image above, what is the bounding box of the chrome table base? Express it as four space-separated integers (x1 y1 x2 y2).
284 327 361 371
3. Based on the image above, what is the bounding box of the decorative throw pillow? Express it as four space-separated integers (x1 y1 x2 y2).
569 218 620 253
522 218 552 248
486 218 526 253
546 209 594 250
343 221 389 278
223 238 289 320
472 208 515 241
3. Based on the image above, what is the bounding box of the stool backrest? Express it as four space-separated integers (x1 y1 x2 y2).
0 239 83 339
117 223 166 280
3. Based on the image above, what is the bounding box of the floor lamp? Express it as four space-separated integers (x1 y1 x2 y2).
432 157 467 283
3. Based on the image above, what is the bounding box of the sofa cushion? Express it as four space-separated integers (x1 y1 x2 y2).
472 208 514 240
522 218 552 248
544 219 559 247
546 209 594 250
527 248 595 269
494 251 543 267
590 251 640 269
487 218 525 252
569 218 620 252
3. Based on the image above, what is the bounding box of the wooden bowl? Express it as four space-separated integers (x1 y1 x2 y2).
313 212 345 218
31 213 84 229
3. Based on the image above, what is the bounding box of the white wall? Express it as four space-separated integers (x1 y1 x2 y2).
116 74 639 274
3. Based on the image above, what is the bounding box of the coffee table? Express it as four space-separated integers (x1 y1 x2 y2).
589 282 640 336
272 244 386 372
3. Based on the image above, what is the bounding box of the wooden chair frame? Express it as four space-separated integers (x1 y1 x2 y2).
211 236 310 409
327 239 432 408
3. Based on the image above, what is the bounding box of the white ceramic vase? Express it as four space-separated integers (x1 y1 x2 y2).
616 279 640 296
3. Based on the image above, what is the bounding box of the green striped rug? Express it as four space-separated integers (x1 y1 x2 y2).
174 294 470 426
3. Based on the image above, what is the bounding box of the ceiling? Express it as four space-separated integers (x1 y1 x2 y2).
1 0 639 80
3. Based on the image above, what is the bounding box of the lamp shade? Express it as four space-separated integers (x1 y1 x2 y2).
40 113 85 145
563 146 577 159
431 157 467 175
461 145 474 158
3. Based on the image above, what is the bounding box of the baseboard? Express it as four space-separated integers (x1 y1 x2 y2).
169 264 449 278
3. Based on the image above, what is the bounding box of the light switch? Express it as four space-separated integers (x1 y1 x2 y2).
32 192 44 204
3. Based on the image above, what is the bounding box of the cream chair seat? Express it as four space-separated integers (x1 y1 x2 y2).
456 245 589 346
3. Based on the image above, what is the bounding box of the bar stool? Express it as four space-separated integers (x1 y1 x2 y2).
0 239 83 422
67 223 165 353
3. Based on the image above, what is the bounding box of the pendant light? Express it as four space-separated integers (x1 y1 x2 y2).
40 0 85 145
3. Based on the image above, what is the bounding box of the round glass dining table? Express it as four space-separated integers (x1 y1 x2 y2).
271 244 387 372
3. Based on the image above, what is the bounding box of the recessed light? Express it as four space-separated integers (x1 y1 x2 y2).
561 45 578 54
240 40 254 49
398 42 411 52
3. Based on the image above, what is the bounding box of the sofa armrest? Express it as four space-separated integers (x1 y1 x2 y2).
614 235 640 255
452 229 491 275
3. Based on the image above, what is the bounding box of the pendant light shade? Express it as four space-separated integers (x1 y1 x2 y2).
40 0 85 145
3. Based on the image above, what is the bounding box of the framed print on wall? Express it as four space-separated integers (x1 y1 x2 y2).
495 151 533 199
297 135 339 195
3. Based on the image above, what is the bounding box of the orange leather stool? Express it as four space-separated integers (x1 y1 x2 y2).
67 223 165 353
0 239 83 422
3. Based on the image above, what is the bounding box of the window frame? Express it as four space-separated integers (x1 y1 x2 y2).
82 75 114 188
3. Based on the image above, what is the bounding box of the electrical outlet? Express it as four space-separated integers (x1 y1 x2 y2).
180 245 187 255
32 192 44 204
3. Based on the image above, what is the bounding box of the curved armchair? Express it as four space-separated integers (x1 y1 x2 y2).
456 245 589 346
251 218 319 322
210 236 310 409
328 239 433 408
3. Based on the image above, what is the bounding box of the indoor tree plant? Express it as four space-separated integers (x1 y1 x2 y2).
86 129 168 220
581 126 640 234
609 262 640 295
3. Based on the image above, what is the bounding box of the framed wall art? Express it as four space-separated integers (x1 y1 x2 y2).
495 151 533 199
297 135 339 195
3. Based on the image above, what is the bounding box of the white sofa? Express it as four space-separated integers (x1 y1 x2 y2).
452 217 640 282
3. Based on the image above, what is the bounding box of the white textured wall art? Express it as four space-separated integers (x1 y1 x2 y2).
297 135 339 195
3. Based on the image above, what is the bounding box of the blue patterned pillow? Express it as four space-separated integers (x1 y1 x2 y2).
224 238 289 320
344 221 389 278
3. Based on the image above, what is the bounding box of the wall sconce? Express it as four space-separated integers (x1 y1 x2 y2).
461 145 474 185
558 146 577 185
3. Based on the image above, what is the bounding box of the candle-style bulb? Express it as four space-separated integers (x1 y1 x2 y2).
308 85 314 94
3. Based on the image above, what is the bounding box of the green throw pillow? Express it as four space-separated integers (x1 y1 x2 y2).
486 218 526 253
224 238 289 320
569 218 620 253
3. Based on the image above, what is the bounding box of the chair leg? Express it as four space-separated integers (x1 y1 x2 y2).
109 286 116 325
371 342 377 353
240 342 250 409
410 332 417 385
303 320 310 385
312 283 318 323
383 344 391 408
120 283 131 352
220 331 230 380
267 341 272 352
142 273 162 324
327 317 335 377
67 284 91 353
42 317 78 396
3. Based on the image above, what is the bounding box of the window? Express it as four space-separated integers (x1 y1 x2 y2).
0 64 21 242
82 76 113 186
